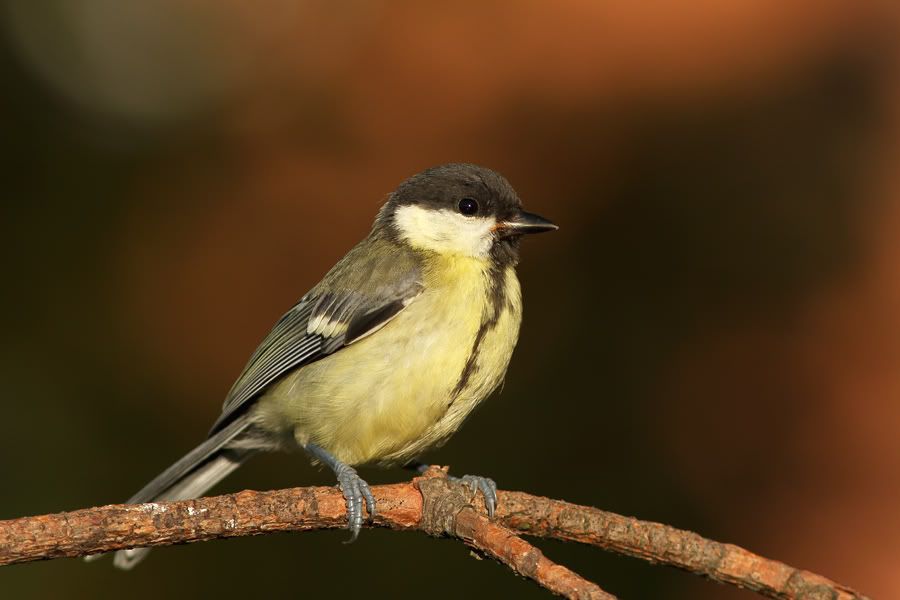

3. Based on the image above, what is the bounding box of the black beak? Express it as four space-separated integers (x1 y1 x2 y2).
495 210 559 236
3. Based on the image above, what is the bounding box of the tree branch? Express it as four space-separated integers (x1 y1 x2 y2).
0 467 867 600
495 490 867 600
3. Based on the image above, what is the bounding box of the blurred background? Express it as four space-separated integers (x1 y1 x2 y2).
1 1 898 598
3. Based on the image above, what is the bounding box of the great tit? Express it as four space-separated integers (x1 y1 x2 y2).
106 163 557 568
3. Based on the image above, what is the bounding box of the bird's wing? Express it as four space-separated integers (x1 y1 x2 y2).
210 236 423 434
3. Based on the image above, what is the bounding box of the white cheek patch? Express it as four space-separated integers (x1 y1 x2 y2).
394 205 496 258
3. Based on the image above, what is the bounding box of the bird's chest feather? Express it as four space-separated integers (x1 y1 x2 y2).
393 258 523 416
262 256 522 465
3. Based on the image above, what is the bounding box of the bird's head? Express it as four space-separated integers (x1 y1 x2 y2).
380 163 557 263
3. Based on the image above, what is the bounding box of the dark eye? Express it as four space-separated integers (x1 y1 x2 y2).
458 198 479 216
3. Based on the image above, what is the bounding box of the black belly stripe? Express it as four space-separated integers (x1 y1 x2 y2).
450 262 508 400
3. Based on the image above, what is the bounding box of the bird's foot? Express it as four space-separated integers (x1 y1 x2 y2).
334 463 376 543
451 474 498 517
305 444 375 542
405 461 497 517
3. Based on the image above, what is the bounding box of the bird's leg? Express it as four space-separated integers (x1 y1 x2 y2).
305 444 375 542
402 460 498 517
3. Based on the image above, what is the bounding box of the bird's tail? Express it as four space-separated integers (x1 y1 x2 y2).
88 414 256 570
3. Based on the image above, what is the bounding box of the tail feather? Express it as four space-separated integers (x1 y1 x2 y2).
88 414 256 569
124 415 251 505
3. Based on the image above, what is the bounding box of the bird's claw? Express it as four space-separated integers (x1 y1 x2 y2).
452 474 498 517
335 465 376 543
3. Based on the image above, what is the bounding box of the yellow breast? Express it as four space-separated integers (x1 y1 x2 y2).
254 255 522 466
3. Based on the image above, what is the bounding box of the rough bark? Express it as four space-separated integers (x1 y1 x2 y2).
0 467 867 600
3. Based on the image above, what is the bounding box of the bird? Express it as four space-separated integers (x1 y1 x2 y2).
103 163 557 569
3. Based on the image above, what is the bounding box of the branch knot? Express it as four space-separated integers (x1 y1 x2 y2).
416 472 478 537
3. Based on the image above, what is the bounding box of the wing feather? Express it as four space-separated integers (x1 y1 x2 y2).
209 235 423 434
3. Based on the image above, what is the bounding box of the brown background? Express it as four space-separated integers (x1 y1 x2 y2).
2 2 899 598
